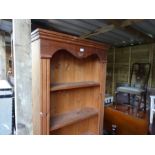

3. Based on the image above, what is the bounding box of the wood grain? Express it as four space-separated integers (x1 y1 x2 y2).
51 116 98 135
51 81 100 91
31 28 109 62
46 59 50 134
81 132 96 135
31 28 109 135
104 104 149 135
41 59 47 134
50 107 98 131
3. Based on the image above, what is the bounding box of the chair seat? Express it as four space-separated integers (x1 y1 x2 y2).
117 86 145 95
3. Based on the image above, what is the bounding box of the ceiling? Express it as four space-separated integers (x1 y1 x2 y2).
1 19 155 47
31 19 155 47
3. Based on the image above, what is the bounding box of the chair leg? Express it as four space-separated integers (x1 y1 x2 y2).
131 94 135 107
143 93 146 112
115 92 118 108
137 94 142 111
128 93 130 105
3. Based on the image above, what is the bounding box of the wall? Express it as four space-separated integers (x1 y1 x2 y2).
6 46 11 73
106 43 155 95
0 31 6 79
13 19 32 134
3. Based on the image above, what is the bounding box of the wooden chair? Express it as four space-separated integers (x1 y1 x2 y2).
115 63 151 111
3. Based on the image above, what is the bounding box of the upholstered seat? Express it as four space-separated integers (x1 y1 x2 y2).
117 86 144 95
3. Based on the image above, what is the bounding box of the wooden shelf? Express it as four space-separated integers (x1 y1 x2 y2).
81 132 96 135
50 107 98 131
51 81 100 92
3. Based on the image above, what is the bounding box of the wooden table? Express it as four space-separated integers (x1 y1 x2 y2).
104 104 149 135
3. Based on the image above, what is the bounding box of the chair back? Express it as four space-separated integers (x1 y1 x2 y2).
129 63 151 89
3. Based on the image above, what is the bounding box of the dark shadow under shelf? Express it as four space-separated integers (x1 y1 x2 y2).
50 107 98 131
51 81 100 92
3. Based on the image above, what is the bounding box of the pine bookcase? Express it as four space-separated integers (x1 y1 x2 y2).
31 28 109 135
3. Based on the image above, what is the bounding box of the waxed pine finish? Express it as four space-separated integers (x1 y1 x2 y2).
31 28 109 135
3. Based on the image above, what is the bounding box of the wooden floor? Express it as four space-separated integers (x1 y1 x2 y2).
104 103 149 135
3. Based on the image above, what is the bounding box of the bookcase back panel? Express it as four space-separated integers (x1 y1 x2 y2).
50 87 100 116
51 50 100 83
50 115 98 135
